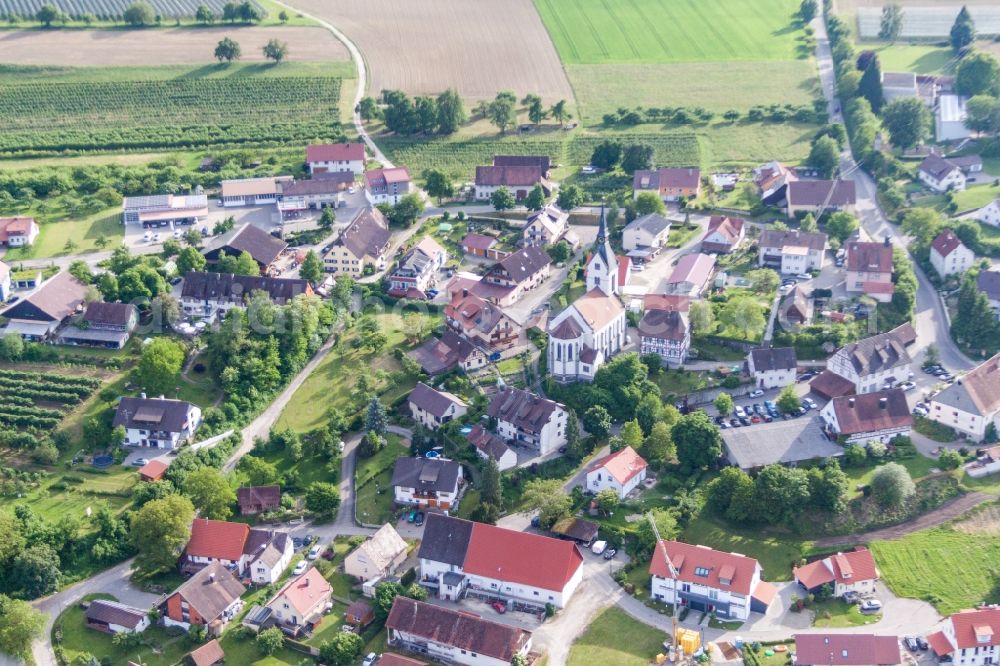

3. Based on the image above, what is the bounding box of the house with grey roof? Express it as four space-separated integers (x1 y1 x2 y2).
820 389 912 443
481 246 551 307
466 424 517 470
113 396 202 449
623 213 671 259
758 229 827 274
202 223 287 272
810 323 916 399
638 307 689 368
58 301 138 349
1 271 87 341
85 599 150 635
487 387 567 455
344 523 408 581
407 330 490 375
323 207 392 276
748 347 797 389
978 270 1000 310
392 457 464 510
928 352 1000 441
161 562 245 634
785 179 856 217
408 382 468 430
181 271 313 319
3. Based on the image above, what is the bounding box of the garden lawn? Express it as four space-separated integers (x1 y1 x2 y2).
811 599 880 627
567 606 667 666
870 524 1000 614
681 514 812 581
3 210 122 260
303 601 348 647
664 224 701 249
914 416 958 443
653 369 710 397
313 537 360 600
953 184 1000 211
355 434 407 526
217 632 306 665
870 44 958 75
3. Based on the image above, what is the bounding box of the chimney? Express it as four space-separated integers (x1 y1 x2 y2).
884 236 891 247
848 397 855 407
879 397 888 409
209 573 216 583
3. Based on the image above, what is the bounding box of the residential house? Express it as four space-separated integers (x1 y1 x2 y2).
493 155 551 176
882 71 919 101
623 213 671 259
474 165 547 201
793 547 879 598
444 288 521 351
114 396 202 449
665 253 715 297
323 207 392 275
649 541 777 620
820 390 912 443
638 306 690 368
930 229 974 278
785 179 856 217
265 567 332 634
181 272 313 319
58 301 138 349
202 224 288 273
846 239 895 302
408 330 490 375
218 177 292 207
487 387 568 455
388 236 447 298
918 154 967 192
524 204 570 248
978 271 1000 310
809 323 916 398
480 246 551 306
0 271 87 340
758 229 827 274
701 216 745 254
754 161 797 206
344 523 408 581
976 198 1000 227
418 513 584 609
366 167 412 205
85 600 150 635
936 94 971 142
276 173 353 217
462 233 505 259
306 142 365 175
161 562 245 634
927 351 1000 442
928 607 1000 666
345 600 375 628
236 485 281 515
138 459 168 482
465 424 517 471
182 518 294 584
121 195 208 227
966 444 1000 478
0 216 39 246
586 446 648 500
633 167 702 202
187 639 225 666
747 347 797 389
547 289 627 382
782 285 814 326
408 381 468 430
387 597 533 666
643 293 691 314
794 634 901 666
0 261 9 301
392 457 464 510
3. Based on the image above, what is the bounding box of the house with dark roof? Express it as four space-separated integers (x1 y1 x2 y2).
236 485 281 515
623 213 672 258
785 179 856 217
408 382 468 430
550 516 599 546
418 513 583 609
202 223 287 272
387 597 533 666
811 323 915 398
388 236 447 299
306 142 366 175
0 271 87 341
649 541 776 620
793 547 879 598
487 386 568 455
978 270 1000 310
747 347 797 389
474 165 548 202
365 167 412 205
782 285 814 326
493 155 551 176
465 424 517 471
444 287 522 351
114 396 201 449
162 562 245 634
85 599 150 635
754 161 798 206
820 389 913 443
524 204 571 248
846 238 895 302
344 523 408 582
633 167 701 202
461 232 505 260
758 229 827 274
918 154 967 193
480 246 551 306
58 301 138 349
638 306 690 368
323 207 392 276
277 172 354 217
927 607 1000 666
182 518 293 584
181 272 313 319
391 457 464 510
407 329 490 375
930 229 974 278
794 634 901 666
927 351 1000 442
586 446 647 499
701 216 745 254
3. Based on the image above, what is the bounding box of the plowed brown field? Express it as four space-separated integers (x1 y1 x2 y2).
286 0 574 102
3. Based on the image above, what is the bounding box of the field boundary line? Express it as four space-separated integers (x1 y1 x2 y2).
535 0 581 62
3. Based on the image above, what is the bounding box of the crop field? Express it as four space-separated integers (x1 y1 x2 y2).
0 369 101 430
0 0 259 19
286 0 573 102
856 5 1000 39
533 0 803 64
0 67 343 154
0 26 349 66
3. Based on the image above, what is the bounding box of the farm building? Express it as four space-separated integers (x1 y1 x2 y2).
121 194 208 228
219 176 293 207
937 94 971 142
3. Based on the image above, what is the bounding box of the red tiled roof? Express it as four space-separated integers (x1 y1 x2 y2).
138 459 168 481
188 639 224 666
667 253 715 288
649 541 760 596
847 241 893 273
752 580 778 607
931 229 964 258
810 370 856 400
463 522 583 593
829 391 912 435
0 217 37 240
643 294 690 312
185 518 250 562
462 233 496 251
378 653 429 666
863 281 895 295
927 631 953 656
306 142 364 163
591 446 647 485
948 607 1000 649
618 255 630 288
793 548 879 589
704 216 745 245
272 567 331 617
794 634 901 666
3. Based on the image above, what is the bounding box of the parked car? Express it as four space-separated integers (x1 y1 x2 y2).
899 381 916 391
739 417 751 426
363 654 378 666
803 397 817 410
752 404 764 416
749 389 764 398
923 365 941 375
860 599 883 613
913 405 929 416
795 273 812 281
719 421 729 429
131 458 149 467
729 418 741 428
750 415 761 424
763 414 773 423
407 510 417 523
734 405 746 418
414 512 425 526
293 560 308 576
764 400 776 412
307 545 322 560
917 637 929 651
491 601 507 614
939 372 954 381
603 548 617 560
797 371 815 382
797 406 808 416
905 637 919 652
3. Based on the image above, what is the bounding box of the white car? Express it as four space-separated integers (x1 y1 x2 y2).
293 560 308 576
860 599 883 613
749 389 764 398
796 273 812 281
899 381 917 392
363 654 378 666
581 165 597 174
348 186 356 194
307 545 322 560
734 405 746 418
913 405 929 416
803 397 818 410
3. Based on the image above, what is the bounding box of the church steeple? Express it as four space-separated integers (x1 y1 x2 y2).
585 201 619 297
597 204 607 244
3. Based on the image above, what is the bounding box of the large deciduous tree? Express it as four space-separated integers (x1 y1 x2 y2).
870 462 915 508
134 337 185 396
214 37 242 62
956 51 1000 97
881 97 931 148
182 467 236 520
131 495 195 577
671 411 722 471
808 135 840 178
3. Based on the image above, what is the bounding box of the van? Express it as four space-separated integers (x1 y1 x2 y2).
591 540 607 555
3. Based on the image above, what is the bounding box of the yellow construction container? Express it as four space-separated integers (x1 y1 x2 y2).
675 627 701 655
656 654 667 664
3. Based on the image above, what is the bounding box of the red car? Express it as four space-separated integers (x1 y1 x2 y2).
492 601 507 614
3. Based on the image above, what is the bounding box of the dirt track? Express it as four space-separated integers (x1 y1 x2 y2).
0 26 348 65
285 0 574 102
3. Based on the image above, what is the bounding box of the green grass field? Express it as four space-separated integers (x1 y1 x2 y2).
567 607 666 666
681 514 812 582
3 210 122 260
533 0 803 64
870 523 1000 614
812 599 880 627
871 44 959 75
